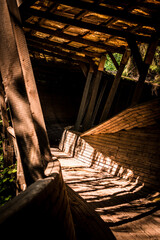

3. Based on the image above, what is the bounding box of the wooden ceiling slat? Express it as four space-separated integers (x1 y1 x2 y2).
49 0 158 28
27 35 102 58
24 22 125 53
28 44 93 64
25 8 157 44
19 0 160 64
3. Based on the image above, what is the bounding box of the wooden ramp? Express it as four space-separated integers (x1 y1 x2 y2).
51 148 160 240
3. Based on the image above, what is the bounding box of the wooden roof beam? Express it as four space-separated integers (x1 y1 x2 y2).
18 0 36 9
24 22 125 53
131 36 159 105
28 43 94 64
23 8 158 44
49 0 158 28
26 35 102 58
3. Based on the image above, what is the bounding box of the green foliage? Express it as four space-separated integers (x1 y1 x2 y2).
105 53 122 72
105 46 160 85
0 119 17 206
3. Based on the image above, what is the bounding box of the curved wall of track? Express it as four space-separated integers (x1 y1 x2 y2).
60 99 160 190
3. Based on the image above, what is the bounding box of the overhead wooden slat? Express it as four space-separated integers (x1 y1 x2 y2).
28 44 93 64
27 37 94 62
18 0 160 78
49 0 159 28
23 8 157 44
24 22 125 53
27 35 102 58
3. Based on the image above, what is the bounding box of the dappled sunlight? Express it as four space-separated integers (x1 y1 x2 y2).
59 128 79 156
57 128 160 239
74 136 137 184
53 147 160 228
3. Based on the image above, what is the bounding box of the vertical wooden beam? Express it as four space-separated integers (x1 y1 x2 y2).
79 62 88 78
90 79 108 126
100 50 130 123
74 65 94 131
0 74 26 191
127 37 144 76
0 0 51 186
131 37 159 105
0 76 14 167
8 0 51 165
83 56 106 131
7 126 26 192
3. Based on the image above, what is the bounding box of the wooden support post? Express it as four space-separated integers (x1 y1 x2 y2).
131 37 159 105
0 76 14 167
7 126 26 192
74 65 94 131
91 79 108 126
127 37 144 76
83 56 106 131
0 0 52 186
100 50 130 123
79 63 88 78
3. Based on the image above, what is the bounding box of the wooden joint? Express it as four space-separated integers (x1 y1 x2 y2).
121 49 131 65
98 55 106 72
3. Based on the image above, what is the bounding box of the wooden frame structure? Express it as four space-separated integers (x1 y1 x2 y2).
0 0 159 178
0 0 52 186
15 0 160 131
0 0 160 237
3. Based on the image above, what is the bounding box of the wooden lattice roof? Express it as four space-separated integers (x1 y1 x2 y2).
19 0 160 65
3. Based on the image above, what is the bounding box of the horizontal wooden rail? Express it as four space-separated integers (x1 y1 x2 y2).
0 160 76 240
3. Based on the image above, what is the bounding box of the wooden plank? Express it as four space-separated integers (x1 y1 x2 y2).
18 0 36 9
50 0 158 28
24 22 124 54
108 52 119 70
91 79 108 126
83 56 106 131
74 65 94 131
0 0 51 185
25 8 154 44
66 185 116 240
82 97 160 136
28 42 93 64
27 35 102 59
100 50 130 123
7 126 26 192
0 76 14 167
9 0 52 165
127 37 144 75
79 63 88 78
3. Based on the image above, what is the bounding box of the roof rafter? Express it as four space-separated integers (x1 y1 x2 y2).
50 0 159 28
24 22 125 53
26 35 102 58
25 8 157 44
28 41 94 64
